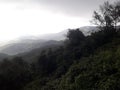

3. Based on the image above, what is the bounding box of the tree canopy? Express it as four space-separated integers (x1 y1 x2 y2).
92 1 120 30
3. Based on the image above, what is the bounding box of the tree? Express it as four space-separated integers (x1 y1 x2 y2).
66 29 85 46
37 49 57 76
0 57 32 90
92 1 120 30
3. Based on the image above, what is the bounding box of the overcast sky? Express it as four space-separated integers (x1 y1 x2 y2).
0 0 116 44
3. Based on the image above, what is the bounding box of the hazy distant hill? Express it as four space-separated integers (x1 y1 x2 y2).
38 26 97 40
0 26 97 55
0 39 63 55
0 39 48 55
0 53 9 61
80 26 97 35
18 40 63 62
37 30 67 40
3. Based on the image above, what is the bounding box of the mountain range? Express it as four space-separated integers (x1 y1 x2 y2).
0 26 96 57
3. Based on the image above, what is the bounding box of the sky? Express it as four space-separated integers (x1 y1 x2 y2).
0 0 116 44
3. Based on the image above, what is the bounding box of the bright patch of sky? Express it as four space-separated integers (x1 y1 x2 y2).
0 2 90 44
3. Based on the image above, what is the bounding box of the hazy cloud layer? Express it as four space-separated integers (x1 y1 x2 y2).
36 0 105 17
36 0 116 17
0 0 116 17
0 0 117 43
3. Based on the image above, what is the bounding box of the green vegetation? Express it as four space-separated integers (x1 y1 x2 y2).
0 1 120 90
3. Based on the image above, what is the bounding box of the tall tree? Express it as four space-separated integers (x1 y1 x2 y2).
92 1 120 30
66 29 85 46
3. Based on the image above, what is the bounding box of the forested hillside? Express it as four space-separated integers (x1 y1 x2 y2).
0 1 120 90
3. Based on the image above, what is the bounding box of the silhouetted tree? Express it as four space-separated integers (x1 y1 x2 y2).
92 1 120 30
66 29 85 46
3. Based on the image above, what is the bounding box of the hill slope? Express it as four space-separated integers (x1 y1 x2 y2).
18 40 64 62
23 34 120 90
0 27 119 90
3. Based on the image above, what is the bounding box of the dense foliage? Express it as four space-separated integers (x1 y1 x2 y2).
0 1 120 90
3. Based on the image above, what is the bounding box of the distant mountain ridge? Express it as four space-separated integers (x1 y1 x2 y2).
37 26 97 40
18 40 63 62
0 39 63 55
0 53 9 61
0 26 97 55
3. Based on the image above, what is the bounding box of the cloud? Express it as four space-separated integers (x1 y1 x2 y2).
32 0 104 17
0 0 116 17
0 2 91 42
38 0 117 17
0 0 116 42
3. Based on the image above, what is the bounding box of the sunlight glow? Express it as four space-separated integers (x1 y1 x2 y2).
0 2 90 43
